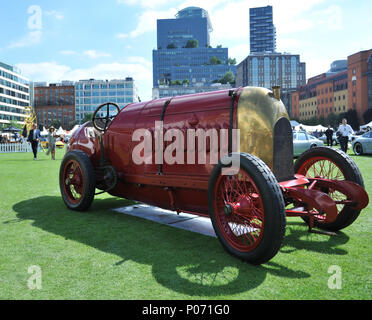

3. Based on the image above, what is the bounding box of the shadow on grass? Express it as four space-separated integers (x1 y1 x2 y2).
281 221 350 255
11 196 351 296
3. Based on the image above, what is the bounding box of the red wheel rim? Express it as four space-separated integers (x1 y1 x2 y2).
297 157 347 223
214 168 265 252
62 159 84 204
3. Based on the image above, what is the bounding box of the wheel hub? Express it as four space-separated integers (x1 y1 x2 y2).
223 204 233 216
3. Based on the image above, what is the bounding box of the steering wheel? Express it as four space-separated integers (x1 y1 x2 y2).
92 102 121 132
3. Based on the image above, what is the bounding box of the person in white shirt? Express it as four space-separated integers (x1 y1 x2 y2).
337 118 354 153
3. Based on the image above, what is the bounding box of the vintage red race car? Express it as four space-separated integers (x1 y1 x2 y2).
60 86 369 264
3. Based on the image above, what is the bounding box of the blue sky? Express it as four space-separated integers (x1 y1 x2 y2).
1 0 371 101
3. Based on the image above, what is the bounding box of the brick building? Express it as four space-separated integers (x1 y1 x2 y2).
292 49 372 123
292 71 348 121
348 49 372 123
34 83 75 128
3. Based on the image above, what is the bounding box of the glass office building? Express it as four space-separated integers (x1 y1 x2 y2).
157 7 212 50
236 53 306 116
75 78 138 122
153 47 235 87
0 61 29 126
250 6 276 53
153 7 236 98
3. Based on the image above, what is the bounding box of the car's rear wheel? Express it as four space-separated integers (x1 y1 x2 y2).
294 147 364 231
60 150 96 211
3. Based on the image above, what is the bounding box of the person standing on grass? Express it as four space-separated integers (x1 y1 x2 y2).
337 118 354 153
325 125 334 147
46 126 57 160
28 123 41 160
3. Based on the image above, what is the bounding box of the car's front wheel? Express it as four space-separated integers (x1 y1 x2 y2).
60 150 96 211
353 143 364 155
208 153 286 264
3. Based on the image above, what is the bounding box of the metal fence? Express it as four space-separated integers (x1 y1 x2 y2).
0 142 33 153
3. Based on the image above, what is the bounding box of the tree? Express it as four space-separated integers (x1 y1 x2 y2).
185 39 198 48
325 113 340 129
67 120 79 131
6 120 22 129
167 43 176 49
50 119 62 129
81 113 93 124
219 71 235 84
210 56 222 65
228 58 237 65
363 108 372 124
182 79 190 85
343 109 360 130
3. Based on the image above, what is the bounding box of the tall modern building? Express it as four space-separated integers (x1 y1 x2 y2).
236 52 306 115
250 6 276 54
75 78 138 123
235 6 305 116
153 7 236 98
157 7 213 50
0 61 30 126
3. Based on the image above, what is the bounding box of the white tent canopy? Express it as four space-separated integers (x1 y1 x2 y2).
294 124 328 133
360 121 372 130
56 126 66 135
40 126 49 136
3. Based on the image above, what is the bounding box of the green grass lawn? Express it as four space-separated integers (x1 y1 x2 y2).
0 147 371 300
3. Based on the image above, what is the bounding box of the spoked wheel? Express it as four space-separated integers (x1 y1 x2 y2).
60 150 96 211
208 153 286 265
294 147 364 231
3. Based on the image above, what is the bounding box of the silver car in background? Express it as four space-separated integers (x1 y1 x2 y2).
293 131 324 157
352 131 372 155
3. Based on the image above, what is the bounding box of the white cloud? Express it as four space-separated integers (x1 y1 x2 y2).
83 50 111 59
117 0 173 8
115 33 128 40
60 50 77 55
7 31 42 49
16 62 72 82
7 6 64 49
126 9 178 38
44 10 64 20
16 59 154 100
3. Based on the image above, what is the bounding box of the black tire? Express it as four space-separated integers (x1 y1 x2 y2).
294 147 364 231
60 150 96 211
208 153 286 265
353 143 364 156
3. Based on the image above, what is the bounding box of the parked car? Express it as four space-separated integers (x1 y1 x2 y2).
56 141 65 149
318 133 338 146
40 138 49 149
352 131 372 155
59 88 369 265
293 131 324 157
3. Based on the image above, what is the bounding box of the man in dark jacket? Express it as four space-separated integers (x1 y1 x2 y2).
325 125 334 147
28 123 41 160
